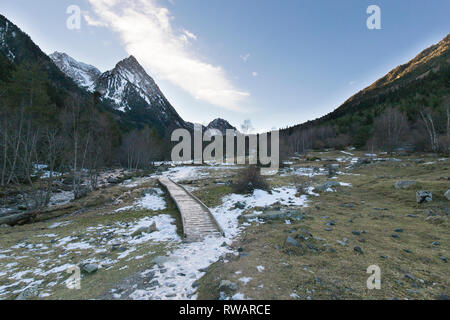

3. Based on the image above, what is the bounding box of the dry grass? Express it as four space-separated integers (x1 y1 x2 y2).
196 153 449 300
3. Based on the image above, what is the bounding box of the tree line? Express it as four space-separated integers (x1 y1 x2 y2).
0 60 165 211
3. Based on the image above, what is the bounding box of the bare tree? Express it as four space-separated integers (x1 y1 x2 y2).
419 107 439 153
372 107 409 153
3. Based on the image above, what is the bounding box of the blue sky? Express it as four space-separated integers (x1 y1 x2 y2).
1 0 449 132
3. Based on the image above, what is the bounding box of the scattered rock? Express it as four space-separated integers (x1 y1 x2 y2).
285 236 302 248
394 181 416 189
81 263 98 274
354 246 364 255
404 273 415 281
306 243 318 252
219 280 238 295
440 256 447 263
234 202 246 210
394 228 403 233
352 231 361 236
15 287 39 300
416 191 432 204
392 234 400 239
107 177 120 184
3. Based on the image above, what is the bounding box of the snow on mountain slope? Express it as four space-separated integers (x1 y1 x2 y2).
50 52 101 89
0 19 16 61
51 52 188 131
95 55 167 114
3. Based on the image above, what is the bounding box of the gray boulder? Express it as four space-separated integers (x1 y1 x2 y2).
285 236 302 248
82 263 98 274
234 202 246 210
107 177 120 184
445 189 450 201
416 191 432 204
394 181 416 190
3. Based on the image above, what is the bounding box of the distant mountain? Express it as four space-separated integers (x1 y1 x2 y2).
51 53 188 133
338 34 450 114
0 14 84 92
206 118 237 135
49 52 101 89
282 34 450 148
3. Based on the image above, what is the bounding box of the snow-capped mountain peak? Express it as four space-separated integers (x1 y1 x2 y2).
111 55 161 100
50 52 187 131
49 51 101 89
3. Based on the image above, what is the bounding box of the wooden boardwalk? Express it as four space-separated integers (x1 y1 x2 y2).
158 177 224 242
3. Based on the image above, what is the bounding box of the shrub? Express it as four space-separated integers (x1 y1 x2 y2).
232 165 269 194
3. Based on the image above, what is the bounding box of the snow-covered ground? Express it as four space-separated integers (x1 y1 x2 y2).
115 188 166 212
126 186 309 300
0 164 312 300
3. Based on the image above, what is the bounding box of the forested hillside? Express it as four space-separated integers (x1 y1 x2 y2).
281 34 450 154
0 14 168 201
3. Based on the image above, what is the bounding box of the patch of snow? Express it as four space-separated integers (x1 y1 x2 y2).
48 221 71 229
163 167 209 182
115 188 166 212
238 277 252 285
128 186 308 300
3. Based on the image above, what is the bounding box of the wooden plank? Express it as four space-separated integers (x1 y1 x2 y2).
158 177 224 242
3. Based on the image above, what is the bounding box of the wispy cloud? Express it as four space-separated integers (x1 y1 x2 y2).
84 0 249 111
252 71 259 77
240 53 251 62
